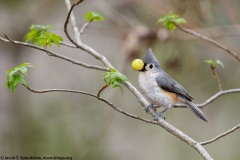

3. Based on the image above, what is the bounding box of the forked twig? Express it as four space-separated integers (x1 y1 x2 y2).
64 0 82 44
64 0 84 47
174 88 240 108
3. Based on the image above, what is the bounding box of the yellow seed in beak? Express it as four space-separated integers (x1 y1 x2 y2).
132 59 144 71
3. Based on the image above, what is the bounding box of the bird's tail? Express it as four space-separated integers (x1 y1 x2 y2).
185 100 209 122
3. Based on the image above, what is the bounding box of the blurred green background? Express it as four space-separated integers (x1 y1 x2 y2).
0 0 240 159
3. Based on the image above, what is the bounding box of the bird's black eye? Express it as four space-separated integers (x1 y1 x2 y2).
149 64 153 69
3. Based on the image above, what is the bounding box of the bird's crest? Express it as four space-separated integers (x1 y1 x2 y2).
142 48 160 68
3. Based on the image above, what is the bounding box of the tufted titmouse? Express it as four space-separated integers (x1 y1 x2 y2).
132 48 208 122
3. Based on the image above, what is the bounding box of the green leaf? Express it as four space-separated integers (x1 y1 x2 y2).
103 68 128 92
205 60 216 68
157 11 186 32
38 39 47 47
7 75 27 93
173 18 186 24
85 11 104 22
24 24 63 48
24 28 38 42
7 62 33 76
5 62 33 93
204 59 224 68
51 33 63 46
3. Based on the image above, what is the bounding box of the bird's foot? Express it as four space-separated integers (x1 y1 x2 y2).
145 104 157 113
154 112 166 121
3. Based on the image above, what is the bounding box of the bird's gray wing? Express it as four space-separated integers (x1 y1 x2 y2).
156 72 193 101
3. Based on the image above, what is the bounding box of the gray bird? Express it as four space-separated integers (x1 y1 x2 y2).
133 48 208 122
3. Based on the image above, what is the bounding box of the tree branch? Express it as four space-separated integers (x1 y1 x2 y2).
176 24 240 62
0 35 109 72
174 88 240 108
200 124 240 145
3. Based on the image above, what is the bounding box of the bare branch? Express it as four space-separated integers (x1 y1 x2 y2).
176 24 240 62
0 35 109 72
200 124 240 145
64 0 82 44
24 85 157 125
174 88 240 108
25 85 93 96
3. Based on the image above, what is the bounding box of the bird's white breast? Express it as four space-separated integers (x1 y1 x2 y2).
139 72 176 107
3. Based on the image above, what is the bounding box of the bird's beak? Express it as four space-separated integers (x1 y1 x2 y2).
132 59 144 71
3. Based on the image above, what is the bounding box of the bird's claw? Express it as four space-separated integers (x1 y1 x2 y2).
145 104 157 113
144 104 166 121
153 112 166 121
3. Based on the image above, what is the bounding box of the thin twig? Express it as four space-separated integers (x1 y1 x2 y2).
176 24 240 62
210 65 222 91
64 0 83 44
174 88 240 108
0 35 109 72
200 124 240 145
79 21 92 35
97 84 108 98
